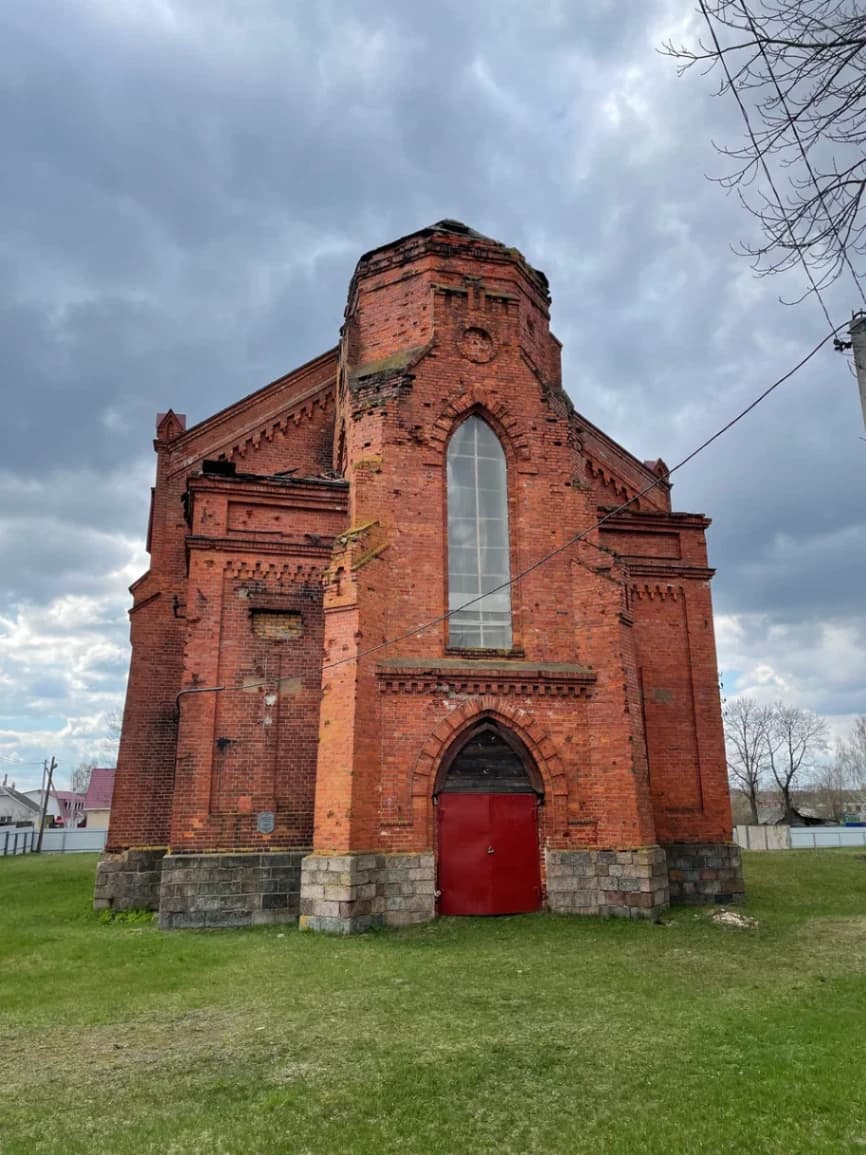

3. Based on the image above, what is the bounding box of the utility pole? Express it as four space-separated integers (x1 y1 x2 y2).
850 312 866 434
35 756 57 854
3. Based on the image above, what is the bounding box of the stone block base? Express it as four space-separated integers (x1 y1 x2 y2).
299 852 435 934
545 846 670 920
94 849 166 912
664 842 745 905
158 852 306 929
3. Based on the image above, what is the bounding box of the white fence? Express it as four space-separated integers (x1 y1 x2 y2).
735 824 866 850
1 828 36 856
1 827 107 856
41 828 107 853
790 826 866 849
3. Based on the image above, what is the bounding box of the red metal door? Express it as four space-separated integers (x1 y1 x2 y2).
437 793 541 915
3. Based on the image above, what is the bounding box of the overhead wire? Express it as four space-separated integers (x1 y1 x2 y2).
317 322 841 675
184 322 841 704
736 0 866 307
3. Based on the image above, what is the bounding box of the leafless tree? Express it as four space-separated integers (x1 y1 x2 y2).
725 697 773 821
106 709 123 740
810 759 850 819
71 711 123 793
70 761 94 795
663 2 866 301
766 702 830 820
96 709 123 765
836 714 866 789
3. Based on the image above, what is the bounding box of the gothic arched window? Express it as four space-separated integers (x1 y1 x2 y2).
446 416 512 650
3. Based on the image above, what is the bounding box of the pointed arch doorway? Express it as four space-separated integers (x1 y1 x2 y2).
435 722 542 916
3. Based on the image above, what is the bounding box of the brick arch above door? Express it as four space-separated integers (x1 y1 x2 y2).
411 696 567 808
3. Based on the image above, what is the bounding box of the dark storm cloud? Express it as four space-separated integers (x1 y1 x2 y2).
1 0 863 780
3 0 690 472
0 511 135 606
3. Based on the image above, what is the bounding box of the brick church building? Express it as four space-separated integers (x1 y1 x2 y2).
95 221 744 930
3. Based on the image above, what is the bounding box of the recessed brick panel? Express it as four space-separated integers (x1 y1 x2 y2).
98 223 743 927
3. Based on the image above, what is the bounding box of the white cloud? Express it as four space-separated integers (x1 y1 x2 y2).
718 612 866 721
1 0 864 795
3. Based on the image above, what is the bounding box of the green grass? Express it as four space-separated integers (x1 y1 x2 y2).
1 851 865 1154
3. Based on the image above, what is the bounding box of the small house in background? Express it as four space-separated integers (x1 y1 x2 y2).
0 781 41 826
21 789 86 828
83 769 116 830
53 791 87 828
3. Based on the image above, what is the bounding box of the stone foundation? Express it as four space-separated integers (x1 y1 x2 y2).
299 852 436 934
95 842 742 930
158 852 306 929
545 846 670 920
664 842 745 905
94 849 166 912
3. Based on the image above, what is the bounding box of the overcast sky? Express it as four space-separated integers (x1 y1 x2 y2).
2 0 864 792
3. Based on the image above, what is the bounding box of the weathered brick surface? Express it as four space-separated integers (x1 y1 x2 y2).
545 847 670 920
158 852 305 929
93 849 166 911
664 842 745 905
299 852 435 934
98 221 740 929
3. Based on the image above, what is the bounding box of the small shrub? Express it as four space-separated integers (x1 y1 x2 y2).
98 907 154 926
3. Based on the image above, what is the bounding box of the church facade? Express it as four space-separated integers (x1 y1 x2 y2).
95 221 744 931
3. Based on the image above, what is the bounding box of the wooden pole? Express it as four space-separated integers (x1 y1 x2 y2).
35 756 57 854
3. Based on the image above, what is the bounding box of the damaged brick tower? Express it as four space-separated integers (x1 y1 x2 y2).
95 221 744 930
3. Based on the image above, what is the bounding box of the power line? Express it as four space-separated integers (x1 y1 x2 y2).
186 323 841 699
736 0 866 308
698 0 837 330
317 322 840 675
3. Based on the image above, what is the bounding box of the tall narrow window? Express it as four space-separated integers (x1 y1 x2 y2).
447 416 512 650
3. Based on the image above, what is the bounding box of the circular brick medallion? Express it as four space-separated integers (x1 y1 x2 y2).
459 326 495 363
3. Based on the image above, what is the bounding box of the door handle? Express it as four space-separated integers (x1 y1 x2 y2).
487 846 495 854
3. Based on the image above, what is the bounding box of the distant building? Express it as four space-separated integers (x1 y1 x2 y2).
731 788 866 827
97 220 743 931
22 789 86 828
0 782 40 826
83 768 115 830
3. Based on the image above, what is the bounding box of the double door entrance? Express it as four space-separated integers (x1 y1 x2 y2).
435 725 542 916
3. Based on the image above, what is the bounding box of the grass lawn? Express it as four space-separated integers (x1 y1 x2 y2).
1 851 865 1154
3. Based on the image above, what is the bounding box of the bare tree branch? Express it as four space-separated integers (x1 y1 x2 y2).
725 697 773 822
836 714 866 789
662 1 866 302
765 701 829 819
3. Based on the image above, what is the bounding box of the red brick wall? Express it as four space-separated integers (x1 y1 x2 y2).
599 510 733 844
109 226 732 864
107 353 339 853
312 228 666 856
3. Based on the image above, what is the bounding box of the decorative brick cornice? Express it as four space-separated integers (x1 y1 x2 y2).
221 392 334 463
628 581 682 602
187 472 348 511
602 509 710 533
586 457 640 507
376 659 595 698
166 352 337 479
186 536 333 561
219 558 325 584
627 562 715 582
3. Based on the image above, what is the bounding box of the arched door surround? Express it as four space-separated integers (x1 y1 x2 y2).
436 721 542 916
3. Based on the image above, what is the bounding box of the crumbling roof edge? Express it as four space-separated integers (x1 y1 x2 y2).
166 346 339 449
